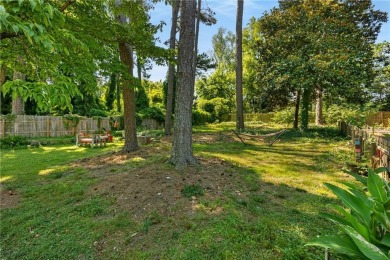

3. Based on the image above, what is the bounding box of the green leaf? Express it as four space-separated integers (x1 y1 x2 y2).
339 180 364 192
368 172 387 203
372 203 390 230
379 234 390 247
11 24 19 33
29 0 37 10
325 183 371 226
330 205 371 241
320 212 350 226
342 225 389 260
345 170 368 186
306 235 362 258
373 167 389 175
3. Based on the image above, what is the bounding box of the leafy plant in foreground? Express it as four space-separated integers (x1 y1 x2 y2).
307 168 390 259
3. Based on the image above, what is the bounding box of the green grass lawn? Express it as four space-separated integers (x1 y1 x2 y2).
0 125 354 259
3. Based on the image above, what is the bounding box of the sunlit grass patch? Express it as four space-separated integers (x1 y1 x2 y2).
0 125 356 259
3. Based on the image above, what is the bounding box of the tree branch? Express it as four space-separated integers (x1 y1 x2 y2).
59 0 76 12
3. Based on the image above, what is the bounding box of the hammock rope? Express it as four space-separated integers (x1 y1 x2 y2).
232 129 288 146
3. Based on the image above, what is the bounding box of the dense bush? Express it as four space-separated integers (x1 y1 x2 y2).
272 107 295 126
325 104 375 127
88 108 108 117
192 109 213 125
197 97 230 122
139 107 165 123
0 136 29 149
0 136 74 149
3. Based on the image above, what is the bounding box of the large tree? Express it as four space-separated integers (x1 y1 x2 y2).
245 0 387 129
170 0 198 168
235 0 244 131
164 0 180 136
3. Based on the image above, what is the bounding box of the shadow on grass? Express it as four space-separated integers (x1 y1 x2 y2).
1 131 345 259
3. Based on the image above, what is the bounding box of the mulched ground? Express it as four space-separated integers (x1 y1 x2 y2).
0 132 242 212
72 133 249 222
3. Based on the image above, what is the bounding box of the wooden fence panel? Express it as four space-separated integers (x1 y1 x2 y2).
339 121 390 180
0 115 111 138
367 112 390 127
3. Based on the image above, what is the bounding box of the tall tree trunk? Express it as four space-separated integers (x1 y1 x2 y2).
12 70 25 115
116 75 121 112
235 0 244 131
293 89 301 129
170 0 197 168
300 88 311 130
117 13 138 152
192 0 201 82
0 63 6 89
0 64 6 113
164 0 179 136
315 88 324 126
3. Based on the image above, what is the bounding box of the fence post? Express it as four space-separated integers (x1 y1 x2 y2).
46 117 50 137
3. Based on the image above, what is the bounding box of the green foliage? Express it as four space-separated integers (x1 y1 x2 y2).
106 73 117 111
192 109 213 125
88 109 108 118
62 114 83 129
0 0 65 50
0 135 29 149
372 42 390 110
181 184 204 198
2 80 81 114
197 97 230 122
307 168 390 259
139 107 164 123
244 0 387 127
136 83 149 111
272 107 295 126
325 104 376 127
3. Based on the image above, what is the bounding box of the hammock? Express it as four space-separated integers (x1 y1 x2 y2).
232 129 288 146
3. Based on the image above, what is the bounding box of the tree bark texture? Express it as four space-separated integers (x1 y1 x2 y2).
118 42 138 152
164 0 179 136
12 70 25 115
117 12 138 152
300 88 311 130
315 88 324 126
170 0 198 168
293 89 301 129
0 63 6 89
235 0 244 131
192 0 201 92
116 75 121 112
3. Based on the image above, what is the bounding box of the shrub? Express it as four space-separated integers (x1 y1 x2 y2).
139 107 165 123
192 110 213 125
88 108 108 117
197 98 231 122
325 104 376 127
272 107 295 126
0 136 29 149
306 168 390 259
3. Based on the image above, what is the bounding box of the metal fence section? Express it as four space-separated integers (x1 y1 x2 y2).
0 115 111 138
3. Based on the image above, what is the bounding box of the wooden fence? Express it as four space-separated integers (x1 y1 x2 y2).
222 111 390 125
0 115 110 138
339 121 390 180
367 112 390 127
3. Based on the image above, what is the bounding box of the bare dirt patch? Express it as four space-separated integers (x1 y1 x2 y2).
70 133 254 222
0 188 21 209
